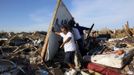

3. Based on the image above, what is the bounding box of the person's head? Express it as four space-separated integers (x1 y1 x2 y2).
71 17 74 20
60 25 69 34
76 23 79 27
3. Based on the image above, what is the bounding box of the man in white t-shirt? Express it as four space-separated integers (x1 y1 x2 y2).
52 25 76 69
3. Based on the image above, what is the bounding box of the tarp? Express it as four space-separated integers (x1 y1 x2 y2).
41 0 72 61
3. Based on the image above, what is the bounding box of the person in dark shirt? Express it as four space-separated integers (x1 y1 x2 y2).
75 23 90 35
68 17 75 28
75 23 91 56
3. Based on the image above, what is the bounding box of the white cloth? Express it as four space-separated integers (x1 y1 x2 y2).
72 28 81 41
60 32 76 52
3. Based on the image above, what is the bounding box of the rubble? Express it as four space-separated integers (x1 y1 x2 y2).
0 31 48 75
0 29 134 75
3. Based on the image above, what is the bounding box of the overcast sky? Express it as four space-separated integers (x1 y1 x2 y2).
0 0 134 32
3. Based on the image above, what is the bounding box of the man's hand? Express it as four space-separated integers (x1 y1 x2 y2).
52 27 61 36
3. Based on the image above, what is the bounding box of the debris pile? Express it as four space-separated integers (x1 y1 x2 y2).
85 31 134 75
0 31 48 75
0 28 134 75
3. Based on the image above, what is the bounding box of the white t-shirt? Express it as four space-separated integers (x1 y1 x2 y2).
60 32 76 52
72 28 81 41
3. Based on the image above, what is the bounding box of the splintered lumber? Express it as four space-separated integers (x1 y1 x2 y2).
124 21 133 37
87 23 94 39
